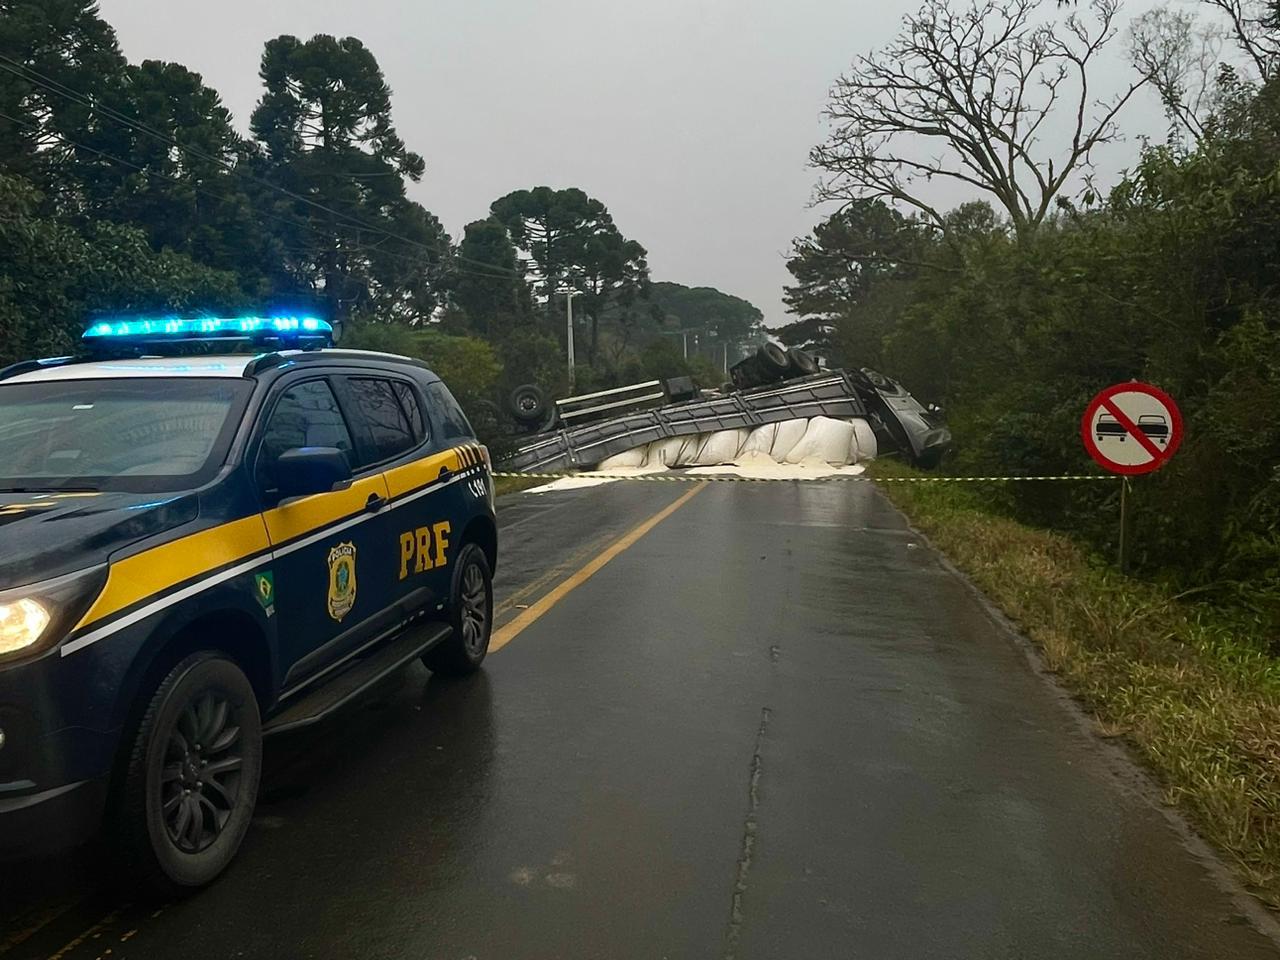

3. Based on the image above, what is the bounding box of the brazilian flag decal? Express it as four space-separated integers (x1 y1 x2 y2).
255 571 275 612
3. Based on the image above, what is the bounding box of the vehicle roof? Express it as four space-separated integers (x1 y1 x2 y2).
3 349 423 384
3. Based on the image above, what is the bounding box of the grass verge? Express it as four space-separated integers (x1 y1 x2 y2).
871 461 1280 907
493 473 547 497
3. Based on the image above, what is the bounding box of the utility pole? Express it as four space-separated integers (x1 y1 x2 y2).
682 330 688 359
565 290 577 392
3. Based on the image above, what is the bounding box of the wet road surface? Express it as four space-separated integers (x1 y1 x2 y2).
3 480 1277 958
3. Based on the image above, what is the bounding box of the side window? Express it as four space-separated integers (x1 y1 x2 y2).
425 381 473 441
256 380 354 493
392 381 426 443
346 377 420 462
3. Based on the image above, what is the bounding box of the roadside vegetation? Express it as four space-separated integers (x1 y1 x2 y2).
873 461 1280 906
781 0 1280 635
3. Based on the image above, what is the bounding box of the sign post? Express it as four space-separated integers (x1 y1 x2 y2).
1081 382 1183 572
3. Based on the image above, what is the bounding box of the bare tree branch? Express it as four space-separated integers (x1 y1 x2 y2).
811 0 1146 239
1130 8 1225 142
1200 0 1280 80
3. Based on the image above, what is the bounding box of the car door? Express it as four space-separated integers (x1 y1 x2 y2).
251 375 392 688
401 378 488 599
334 373 453 618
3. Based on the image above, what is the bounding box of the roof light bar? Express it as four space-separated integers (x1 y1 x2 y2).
81 315 332 352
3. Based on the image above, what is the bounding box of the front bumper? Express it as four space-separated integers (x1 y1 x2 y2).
0 776 107 858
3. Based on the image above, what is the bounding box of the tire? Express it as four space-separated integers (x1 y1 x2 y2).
787 347 818 376
111 652 262 894
756 343 789 378
424 542 493 676
861 367 891 389
508 384 547 425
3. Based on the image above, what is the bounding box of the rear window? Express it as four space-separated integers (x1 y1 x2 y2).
346 377 424 462
425 381 473 441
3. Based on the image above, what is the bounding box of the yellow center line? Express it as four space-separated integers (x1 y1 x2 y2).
494 529 624 621
0 901 80 956
490 482 707 653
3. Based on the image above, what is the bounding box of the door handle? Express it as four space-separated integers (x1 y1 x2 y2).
365 492 386 513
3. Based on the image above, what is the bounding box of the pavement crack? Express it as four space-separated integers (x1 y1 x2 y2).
722 706 771 960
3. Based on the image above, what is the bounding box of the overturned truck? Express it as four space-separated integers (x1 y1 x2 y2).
498 352 951 474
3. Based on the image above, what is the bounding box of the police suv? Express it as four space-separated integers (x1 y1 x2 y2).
0 317 497 889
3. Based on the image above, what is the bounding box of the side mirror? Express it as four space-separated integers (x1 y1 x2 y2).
275 447 352 499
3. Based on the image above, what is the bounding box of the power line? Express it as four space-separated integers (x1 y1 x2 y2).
0 54 525 280
0 107 527 285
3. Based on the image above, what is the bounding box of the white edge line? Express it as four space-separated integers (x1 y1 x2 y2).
61 467 480 657
60 553 268 657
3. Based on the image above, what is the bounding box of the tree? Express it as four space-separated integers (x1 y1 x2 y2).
1129 7 1226 142
646 281 766 365
574 227 649 364
1200 0 1280 81
490 186 648 363
0 0 130 206
781 200 929 362
490 186 596 302
249 34 448 323
450 218 533 337
107 61 273 289
812 0 1147 239
0 172 244 364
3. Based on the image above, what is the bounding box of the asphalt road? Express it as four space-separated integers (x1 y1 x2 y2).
3 479 1278 959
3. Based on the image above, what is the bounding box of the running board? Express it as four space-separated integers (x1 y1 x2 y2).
263 621 452 735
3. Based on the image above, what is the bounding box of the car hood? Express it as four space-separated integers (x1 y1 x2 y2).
0 490 198 590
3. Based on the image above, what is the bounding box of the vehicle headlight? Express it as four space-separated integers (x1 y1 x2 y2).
0 598 51 655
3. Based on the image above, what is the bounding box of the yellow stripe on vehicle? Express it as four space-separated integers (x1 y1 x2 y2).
261 475 388 544
70 447 477 639
383 447 465 499
74 513 272 632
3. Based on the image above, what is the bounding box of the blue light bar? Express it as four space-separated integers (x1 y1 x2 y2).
83 315 331 344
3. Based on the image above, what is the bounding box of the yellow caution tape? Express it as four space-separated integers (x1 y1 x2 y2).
492 471 1117 484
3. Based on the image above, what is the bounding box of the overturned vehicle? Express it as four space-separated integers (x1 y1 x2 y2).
497 344 951 474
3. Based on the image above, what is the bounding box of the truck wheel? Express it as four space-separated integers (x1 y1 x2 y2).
508 384 547 425
787 348 818 376
424 543 493 676
112 652 262 893
757 343 789 378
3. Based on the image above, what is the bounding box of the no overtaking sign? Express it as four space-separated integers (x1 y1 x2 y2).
1081 382 1183 475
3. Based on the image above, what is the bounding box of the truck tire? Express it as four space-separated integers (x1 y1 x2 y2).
787 348 818 376
111 652 262 894
757 343 790 379
508 384 547 425
424 543 493 676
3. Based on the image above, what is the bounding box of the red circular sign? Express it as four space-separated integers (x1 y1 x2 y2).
1081 382 1182 475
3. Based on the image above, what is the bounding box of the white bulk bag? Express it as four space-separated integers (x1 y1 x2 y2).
785 416 855 465
597 447 647 470
690 428 749 466
767 419 809 461
644 437 687 468
741 423 779 457
851 418 878 462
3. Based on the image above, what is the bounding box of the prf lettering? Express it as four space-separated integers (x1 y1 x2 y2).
399 521 451 580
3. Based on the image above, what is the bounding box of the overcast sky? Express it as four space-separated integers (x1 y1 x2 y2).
98 0 1165 329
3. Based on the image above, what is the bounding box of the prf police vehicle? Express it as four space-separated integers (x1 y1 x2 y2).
0 316 497 889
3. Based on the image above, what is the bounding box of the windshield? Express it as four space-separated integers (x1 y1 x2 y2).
0 377 251 492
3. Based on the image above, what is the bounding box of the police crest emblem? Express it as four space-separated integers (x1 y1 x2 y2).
326 542 357 622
